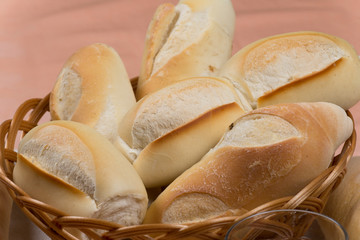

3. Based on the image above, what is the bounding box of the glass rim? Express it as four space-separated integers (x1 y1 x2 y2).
225 209 348 240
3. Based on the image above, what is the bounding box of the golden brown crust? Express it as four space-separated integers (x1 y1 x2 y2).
17 154 87 195
144 102 353 224
134 102 244 188
51 44 114 124
138 3 177 89
136 0 235 99
50 43 136 143
219 31 360 109
14 120 148 225
14 154 97 217
117 97 147 148
118 76 247 164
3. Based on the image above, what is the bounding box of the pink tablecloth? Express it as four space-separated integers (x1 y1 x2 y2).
1 0 360 239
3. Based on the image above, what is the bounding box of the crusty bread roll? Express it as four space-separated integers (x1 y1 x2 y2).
144 102 353 224
13 120 148 226
50 43 136 149
117 77 247 187
136 0 235 99
219 31 360 109
324 156 360 240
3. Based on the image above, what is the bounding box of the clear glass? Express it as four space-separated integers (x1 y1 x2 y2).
225 209 348 240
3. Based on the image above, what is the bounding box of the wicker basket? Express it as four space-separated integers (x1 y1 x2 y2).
0 90 356 239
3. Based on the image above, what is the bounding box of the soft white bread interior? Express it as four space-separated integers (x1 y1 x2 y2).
13 120 148 226
324 156 360 240
219 31 360 109
50 43 136 147
117 77 246 187
136 0 235 99
144 102 353 224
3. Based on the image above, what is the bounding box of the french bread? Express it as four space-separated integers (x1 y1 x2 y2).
13 120 148 226
324 156 360 240
144 102 353 224
219 31 360 109
117 76 247 187
136 0 235 99
50 43 136 148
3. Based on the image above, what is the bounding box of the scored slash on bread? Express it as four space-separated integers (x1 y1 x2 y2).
144 102 353 224
50 43 136 151
117 77 246 187
219 31 360 110
136 0 236 99
138 3 177 86
13 121 148 226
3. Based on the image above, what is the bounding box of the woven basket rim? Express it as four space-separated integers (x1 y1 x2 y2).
0 93 356 240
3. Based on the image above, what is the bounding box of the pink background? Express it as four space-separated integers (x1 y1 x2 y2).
1 0 360 239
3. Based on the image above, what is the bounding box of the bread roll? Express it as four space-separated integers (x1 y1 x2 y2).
13 120 148 226
324 156 360 240
117 77 246 187
219 31 360 109
50 43 136 148
136 0 235 99
144 102 353 224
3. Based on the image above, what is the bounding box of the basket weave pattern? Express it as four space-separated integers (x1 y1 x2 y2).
0 93 356 240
